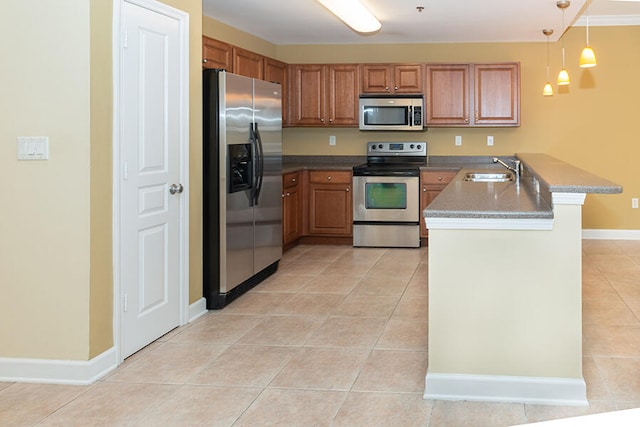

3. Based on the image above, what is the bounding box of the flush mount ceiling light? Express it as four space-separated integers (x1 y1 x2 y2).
543 29 554 97
557 0 571 86
580 1 597 67
317 0 381 34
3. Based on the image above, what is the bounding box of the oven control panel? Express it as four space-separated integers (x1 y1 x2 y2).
367 142 426 156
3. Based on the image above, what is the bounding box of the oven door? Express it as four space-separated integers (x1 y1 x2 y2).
353 176 419 222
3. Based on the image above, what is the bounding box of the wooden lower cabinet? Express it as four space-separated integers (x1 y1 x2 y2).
420 170 458 238
282 171 302 246
307 170 352 236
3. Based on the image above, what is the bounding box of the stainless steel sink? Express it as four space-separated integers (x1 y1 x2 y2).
463 172 514 182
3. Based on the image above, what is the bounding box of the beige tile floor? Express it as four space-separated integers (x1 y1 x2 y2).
2 239 640 426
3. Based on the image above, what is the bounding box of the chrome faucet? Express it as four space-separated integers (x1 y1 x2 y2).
493 157 521 181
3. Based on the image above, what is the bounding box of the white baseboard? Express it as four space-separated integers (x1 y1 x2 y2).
583 229 640 240
189 297 208 322
424 372 588 406
0 347 117 386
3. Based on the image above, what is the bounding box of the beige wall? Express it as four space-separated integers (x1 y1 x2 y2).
0 0 92 359
204 19 640 231
0 0 202 362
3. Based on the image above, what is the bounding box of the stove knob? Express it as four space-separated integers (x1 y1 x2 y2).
371 145 376 150
417 144 422 150
410 144 415 149
378 144 383 149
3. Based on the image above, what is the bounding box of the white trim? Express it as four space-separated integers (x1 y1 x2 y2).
0 348 117 386
113 0 190 364
424 372 588 406
189 298 208 322
425 217 553 231
583 229 640 240
552 193 586 205
575 15 640 27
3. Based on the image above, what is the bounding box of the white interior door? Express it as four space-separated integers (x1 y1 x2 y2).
118 0 187 359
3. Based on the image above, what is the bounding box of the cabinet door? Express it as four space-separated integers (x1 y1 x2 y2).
308 184 352 235
233 47 264 79
394 64 423 93
327 64 360 126
283 185 302 244
202 36 232 71
361 64 393 93
425 64 470 126
474 63 520 126
290 65 326 126
265 58 288 125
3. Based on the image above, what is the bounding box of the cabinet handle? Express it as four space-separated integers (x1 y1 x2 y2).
423 188 427 192
329 118 333 123
394 86 398 90
286 192 291 196
203 59 207 63
292 178 296 182
438 176 443 181
282 193 285 198
464 118 469 123
320 118 325 123
346 188 350 192
385 86 389 91
327 176 332 180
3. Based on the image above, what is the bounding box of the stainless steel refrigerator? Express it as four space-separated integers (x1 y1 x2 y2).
203 70 282 309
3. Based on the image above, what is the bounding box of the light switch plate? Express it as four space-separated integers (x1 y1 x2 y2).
17 136 49 160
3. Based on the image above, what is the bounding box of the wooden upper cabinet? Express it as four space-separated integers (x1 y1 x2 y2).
290 64 326 126
202 36 232 71
265 58 288 125
426 63 520 127
327 64 360 125
361 64 423 94
289 64 359 127
233 47 264 79
474 63 520 126
425 64 471 126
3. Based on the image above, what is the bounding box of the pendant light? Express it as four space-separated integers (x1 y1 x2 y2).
543 29 554 97
580 2 597 68
557 0 570 86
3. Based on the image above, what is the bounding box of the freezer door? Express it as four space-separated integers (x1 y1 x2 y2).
222 73 255 292
253 79 282 273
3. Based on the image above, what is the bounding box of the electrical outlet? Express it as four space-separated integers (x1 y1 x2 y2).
632 198 639 209
455 135 462 146
487 135 494 146
329 135 336 146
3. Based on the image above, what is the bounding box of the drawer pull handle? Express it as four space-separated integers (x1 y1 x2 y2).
438 176 443 181
327 176 332 180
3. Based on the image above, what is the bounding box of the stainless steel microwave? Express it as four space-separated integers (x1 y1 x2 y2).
359 95 424 131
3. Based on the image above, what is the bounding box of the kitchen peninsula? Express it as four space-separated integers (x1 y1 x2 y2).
423 153 622 406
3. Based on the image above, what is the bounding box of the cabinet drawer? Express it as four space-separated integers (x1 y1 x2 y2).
421 171 458 185
309 170 352 184
283 171 300 189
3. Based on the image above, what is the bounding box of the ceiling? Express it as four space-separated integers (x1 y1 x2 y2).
202 0 640 44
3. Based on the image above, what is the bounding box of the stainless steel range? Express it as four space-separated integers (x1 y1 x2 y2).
352 142 427 248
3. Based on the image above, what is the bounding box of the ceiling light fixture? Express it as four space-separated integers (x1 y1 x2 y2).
580 2 597 67
556 1 571 86
317 0 381 34
543 29 554 97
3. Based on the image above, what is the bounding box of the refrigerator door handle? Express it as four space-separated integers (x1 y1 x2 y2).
254 122 265 205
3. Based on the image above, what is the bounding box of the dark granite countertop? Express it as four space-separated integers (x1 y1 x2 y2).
424 154 622 220
424 168 553 219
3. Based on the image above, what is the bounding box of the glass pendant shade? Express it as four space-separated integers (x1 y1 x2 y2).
580 46 597 68
543 82 554 96
557 68 570 85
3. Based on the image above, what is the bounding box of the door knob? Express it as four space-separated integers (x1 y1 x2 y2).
169 183 184 195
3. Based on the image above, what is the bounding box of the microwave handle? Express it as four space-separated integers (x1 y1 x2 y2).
408 106 413 127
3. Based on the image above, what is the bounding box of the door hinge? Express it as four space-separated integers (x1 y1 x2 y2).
122 293 128 312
